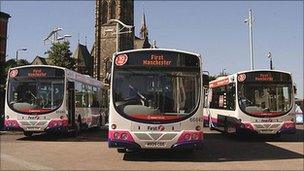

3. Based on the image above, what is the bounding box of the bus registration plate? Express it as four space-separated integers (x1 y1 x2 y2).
26 127 41 131
259 129 274 133
145 142 166 147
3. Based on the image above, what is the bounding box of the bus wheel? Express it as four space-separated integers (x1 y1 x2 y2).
271 133 281 139
23 131 33 137
236 128 246 137
72 117 81 137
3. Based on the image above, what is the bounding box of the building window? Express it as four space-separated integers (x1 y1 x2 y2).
101 1 108 24
109 0 116 19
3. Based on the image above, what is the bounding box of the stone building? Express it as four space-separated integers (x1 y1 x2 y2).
73 43 93 76
134 12 150 49
93 0 151 82
93 0 134 81
31 56 50 65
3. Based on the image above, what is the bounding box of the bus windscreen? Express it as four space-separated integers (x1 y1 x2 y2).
112 51 201 123
237 71 292 117
7 67 65 114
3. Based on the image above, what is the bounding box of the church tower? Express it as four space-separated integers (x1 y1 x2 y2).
94 0 134 81
140 12 148 39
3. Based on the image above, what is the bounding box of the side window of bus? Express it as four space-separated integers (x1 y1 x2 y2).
210 88 220 109
226 83 236 110
210 84 235 111
91 86 100 108
87 85 93 107
81 84 89 108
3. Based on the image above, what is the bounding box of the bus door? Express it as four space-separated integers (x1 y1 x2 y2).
67 82 75 127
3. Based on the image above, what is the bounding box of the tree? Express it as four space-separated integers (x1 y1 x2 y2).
1 59 30 85
46 41 75 70
203 74 216 87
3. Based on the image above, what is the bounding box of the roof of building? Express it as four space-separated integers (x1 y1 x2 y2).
31 56 49 65
73 43 92 68
0 12 11 19
134 36 151 49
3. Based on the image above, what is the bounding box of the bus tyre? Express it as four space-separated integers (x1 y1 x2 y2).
271 133 281 139
72 121 81 137
236 128 246 137
23 131 33 137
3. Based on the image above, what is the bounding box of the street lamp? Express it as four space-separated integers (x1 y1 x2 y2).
108 19 134 52
244 9 254 70
267 52 273 70
15 48 27 61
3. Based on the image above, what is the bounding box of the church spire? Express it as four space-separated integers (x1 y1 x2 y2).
140 10 148 39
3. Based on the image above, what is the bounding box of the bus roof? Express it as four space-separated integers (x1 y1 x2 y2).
114 48 201 58
236 69 292 76
8 65 104 87
209 69 292 88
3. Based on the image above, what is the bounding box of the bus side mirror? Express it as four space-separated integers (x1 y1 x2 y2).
294 85 297 94
105 73 111 84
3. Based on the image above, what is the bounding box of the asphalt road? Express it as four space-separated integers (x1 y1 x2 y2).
1 126 303 170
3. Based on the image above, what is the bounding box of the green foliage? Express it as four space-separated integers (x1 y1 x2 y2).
46 41 75 70
203 74 216 87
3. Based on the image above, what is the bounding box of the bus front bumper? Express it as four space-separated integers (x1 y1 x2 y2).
171 140 203 150
108 139 204 150
108 139 141 150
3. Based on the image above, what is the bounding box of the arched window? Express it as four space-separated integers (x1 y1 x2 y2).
101 1 108 24
109 0 116 19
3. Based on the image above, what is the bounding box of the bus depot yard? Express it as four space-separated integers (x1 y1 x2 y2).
0 125 303 170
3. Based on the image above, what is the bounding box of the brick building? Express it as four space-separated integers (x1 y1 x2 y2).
0 12 10 64
0 11 10 129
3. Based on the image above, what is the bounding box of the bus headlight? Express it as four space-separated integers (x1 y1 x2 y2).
192 133 200 140
184 133 191 141
114 132 120 139
121 133 128 140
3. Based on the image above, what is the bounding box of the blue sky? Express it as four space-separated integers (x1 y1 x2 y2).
1 1 303 98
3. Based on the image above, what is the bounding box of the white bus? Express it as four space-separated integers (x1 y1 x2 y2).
203 70 296 136
5 65 106 137
108 49 204 152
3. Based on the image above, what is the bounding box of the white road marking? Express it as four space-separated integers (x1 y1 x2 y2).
1 153 54 170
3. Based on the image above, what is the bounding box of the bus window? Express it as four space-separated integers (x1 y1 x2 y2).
209 83 235 111
238 83 292 116
8 78 64 113
113 71 200 120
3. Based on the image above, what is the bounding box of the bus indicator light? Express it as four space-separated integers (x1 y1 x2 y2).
195 125 201 131
111 124 117 129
